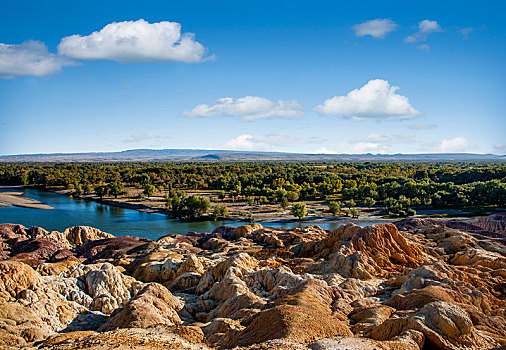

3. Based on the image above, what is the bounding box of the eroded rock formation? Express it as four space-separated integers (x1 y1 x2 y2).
0 217 504 349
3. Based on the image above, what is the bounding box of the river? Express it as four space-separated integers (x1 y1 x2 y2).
0 189 374 240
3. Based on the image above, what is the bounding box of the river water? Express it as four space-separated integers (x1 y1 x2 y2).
0 189 373 240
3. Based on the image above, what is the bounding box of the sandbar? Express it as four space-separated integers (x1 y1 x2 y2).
0 191 54 209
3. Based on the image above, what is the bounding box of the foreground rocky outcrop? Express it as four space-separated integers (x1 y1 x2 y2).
0 216 504 349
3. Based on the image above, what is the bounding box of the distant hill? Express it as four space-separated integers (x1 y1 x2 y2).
0 149 504 162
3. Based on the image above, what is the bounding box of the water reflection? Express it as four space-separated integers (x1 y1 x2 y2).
0 189 374 240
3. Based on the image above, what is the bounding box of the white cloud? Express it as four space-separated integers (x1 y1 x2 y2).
418 44 430 51
223 134 269 151
312 147 337 154
316 132 417 155
315 79 420 121
411 122 437 130
182 96 305 121
336 142 387 154
364 132 415 144
353 19 398 39
58 19 208 63
0 40 74 78
342 132 415 153
419 20 442 34
405 19 442 43
439 137 469 152
223 133 323 151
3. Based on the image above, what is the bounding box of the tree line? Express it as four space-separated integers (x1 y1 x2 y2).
1 162 504 216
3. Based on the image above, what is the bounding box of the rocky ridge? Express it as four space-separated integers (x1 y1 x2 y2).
0 216 504 349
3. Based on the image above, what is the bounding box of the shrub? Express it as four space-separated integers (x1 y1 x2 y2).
290 203 307 220
328 201 341 216
213 205 228 219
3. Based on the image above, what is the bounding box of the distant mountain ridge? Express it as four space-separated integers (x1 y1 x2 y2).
0 149 504 162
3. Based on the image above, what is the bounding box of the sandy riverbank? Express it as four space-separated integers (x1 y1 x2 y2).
0 186 54 209
21 186 497 225
78 193 397 225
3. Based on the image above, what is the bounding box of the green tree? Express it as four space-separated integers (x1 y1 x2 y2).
384 197 397 211
364 197 376 208
431 193 443 207
143 184 156 197
350 208 359 218
300 183 316 200
83 182 92 194
171 195 182 213
290 203 307 220
184 195 211 218
328 201 341 216
276 188 288 201
346 199 356 209
213 204 228 219
280 196 289 210
94 184 109 199
108 181 124 198
398 195 411 208
286 191 299 202
233 183 242 196
259 196 269 205
20 171 29 186
411 197 421 207
74 183 83 196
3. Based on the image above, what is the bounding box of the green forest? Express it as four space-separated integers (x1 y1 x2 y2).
1 162 505 218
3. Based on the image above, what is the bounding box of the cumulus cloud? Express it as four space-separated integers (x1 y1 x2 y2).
58 19 208 63
0 40 74 78
223 133 324 151
182 96 305 121
353 19 398 38
315 79 420 121
223 134 270 151
405 19 442 43
439 137 469 152
419 20 442 33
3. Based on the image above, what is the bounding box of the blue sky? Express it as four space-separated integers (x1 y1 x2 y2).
0 0 504 155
